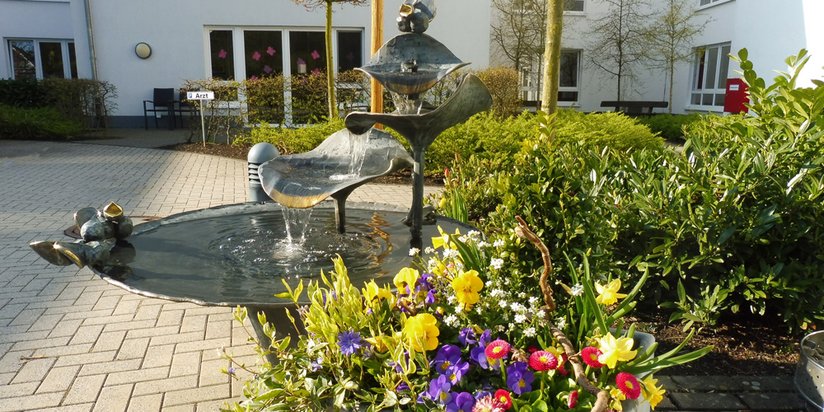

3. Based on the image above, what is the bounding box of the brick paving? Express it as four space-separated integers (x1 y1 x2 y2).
0 134 815 411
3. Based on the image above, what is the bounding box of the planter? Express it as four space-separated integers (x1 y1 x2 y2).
621 330 655 412
795 330 824 409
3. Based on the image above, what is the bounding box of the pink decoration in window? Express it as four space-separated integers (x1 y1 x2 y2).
263 65 273 74
311 50 321 60
266 46 276 56
252 51 262 61
218 49 228 59
311 68 322 75
296 58 306 65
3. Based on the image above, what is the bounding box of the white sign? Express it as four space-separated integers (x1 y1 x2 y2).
729 84 740 91
187 91 214 100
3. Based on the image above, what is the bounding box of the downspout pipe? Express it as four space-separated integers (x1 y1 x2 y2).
84 0 98 80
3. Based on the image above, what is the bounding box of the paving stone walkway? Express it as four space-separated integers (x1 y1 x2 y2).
0 135 815 411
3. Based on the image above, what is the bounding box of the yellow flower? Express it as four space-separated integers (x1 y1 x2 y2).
403 313 439 352
432 227 461 249
393 267 420 292
597 332 637 368
641 375 666 410
451 270 483 309
362 280 393 305
609 387 626 411
595 279 628 305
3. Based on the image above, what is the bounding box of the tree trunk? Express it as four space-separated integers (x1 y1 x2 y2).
541 0 563 114
325 2 338 119
668 58 674 113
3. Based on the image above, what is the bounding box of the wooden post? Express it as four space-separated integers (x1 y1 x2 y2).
370 0 384 114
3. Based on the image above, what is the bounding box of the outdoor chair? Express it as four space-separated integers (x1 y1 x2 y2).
143 88 176 130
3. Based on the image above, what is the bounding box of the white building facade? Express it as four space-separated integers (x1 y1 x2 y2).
500 0 824 114
1 0 492 127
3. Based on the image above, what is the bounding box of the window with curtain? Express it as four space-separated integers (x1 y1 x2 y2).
691 42 731 107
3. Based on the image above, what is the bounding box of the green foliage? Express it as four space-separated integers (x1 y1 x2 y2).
636 113 702 140
0 78 117 129
0 103 84 139
235 117 347 154
476 67 523 118
441 49 824 330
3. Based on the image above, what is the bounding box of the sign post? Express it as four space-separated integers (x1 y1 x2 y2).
186 91 215 147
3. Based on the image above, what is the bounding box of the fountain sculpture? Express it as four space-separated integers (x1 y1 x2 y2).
29 0 491 363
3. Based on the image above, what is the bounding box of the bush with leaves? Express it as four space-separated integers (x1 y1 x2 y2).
635 113 702 141
0 104 84 139
439 49 824 330
476 67 523 118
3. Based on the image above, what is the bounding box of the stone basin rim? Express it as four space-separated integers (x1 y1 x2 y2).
88 200 474 309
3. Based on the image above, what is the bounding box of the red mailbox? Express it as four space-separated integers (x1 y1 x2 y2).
724 78 749 114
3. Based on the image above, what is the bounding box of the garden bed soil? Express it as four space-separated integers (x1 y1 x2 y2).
164 141 805 377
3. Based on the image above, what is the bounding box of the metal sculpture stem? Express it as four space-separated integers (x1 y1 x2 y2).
410 148 426 248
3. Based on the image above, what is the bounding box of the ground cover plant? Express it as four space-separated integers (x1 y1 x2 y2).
438 49 824 332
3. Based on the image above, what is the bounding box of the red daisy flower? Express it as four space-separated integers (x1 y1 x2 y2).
485 339 511 360
567 390 579 409
494 389 513 410
528 350 559 371
615 372 642 400
581 346 604 368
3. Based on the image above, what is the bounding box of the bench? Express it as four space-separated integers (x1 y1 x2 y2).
600 100 668 115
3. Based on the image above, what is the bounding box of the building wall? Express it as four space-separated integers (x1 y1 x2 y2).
1 0 490 125
0 0 75 79
78 0 491 125
492 0 824 115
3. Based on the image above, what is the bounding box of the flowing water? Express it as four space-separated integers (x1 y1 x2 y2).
93 205 472 305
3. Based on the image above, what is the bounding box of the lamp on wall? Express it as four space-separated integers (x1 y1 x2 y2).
135 42 152 59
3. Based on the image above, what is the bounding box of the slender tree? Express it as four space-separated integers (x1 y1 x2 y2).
293 0 369 119
490 0 546 72
541 0 563 114
586 0 651 101
644 0 708 112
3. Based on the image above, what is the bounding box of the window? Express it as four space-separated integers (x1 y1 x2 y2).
558 49 580 102
691 43 730 107
8 39 77 80
564 0 584 12
244 30 283 78
699 0 729 6
337 31 362 72
209 30 235 79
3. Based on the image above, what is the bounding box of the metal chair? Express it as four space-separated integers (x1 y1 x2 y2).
143 88 176 130
175 90 199 128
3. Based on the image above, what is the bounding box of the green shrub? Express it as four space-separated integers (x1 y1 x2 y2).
182 78 245 144
0 78 117 129
441 49 824 330
0 104 83 139
235 117 347 154
476 67 522 118
636 113 702 140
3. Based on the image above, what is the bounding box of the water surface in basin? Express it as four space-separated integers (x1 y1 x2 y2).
92 203 471 307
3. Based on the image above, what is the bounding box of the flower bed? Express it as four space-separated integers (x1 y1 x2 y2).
226 218 709 411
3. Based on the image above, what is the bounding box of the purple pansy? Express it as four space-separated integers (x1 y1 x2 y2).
423 375 452 404
425 289 437 305
446 391 476 412
433 345 462 374
458 328 477 347
506 362 535 395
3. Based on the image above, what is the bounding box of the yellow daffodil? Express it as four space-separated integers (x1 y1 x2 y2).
393 267 420 292
597 332 637 368
641 375 666 410
403 313 440 352
609 387 626 411
362 280 393 305
451 270 483 308
432 227 461 249
595 279 628 305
